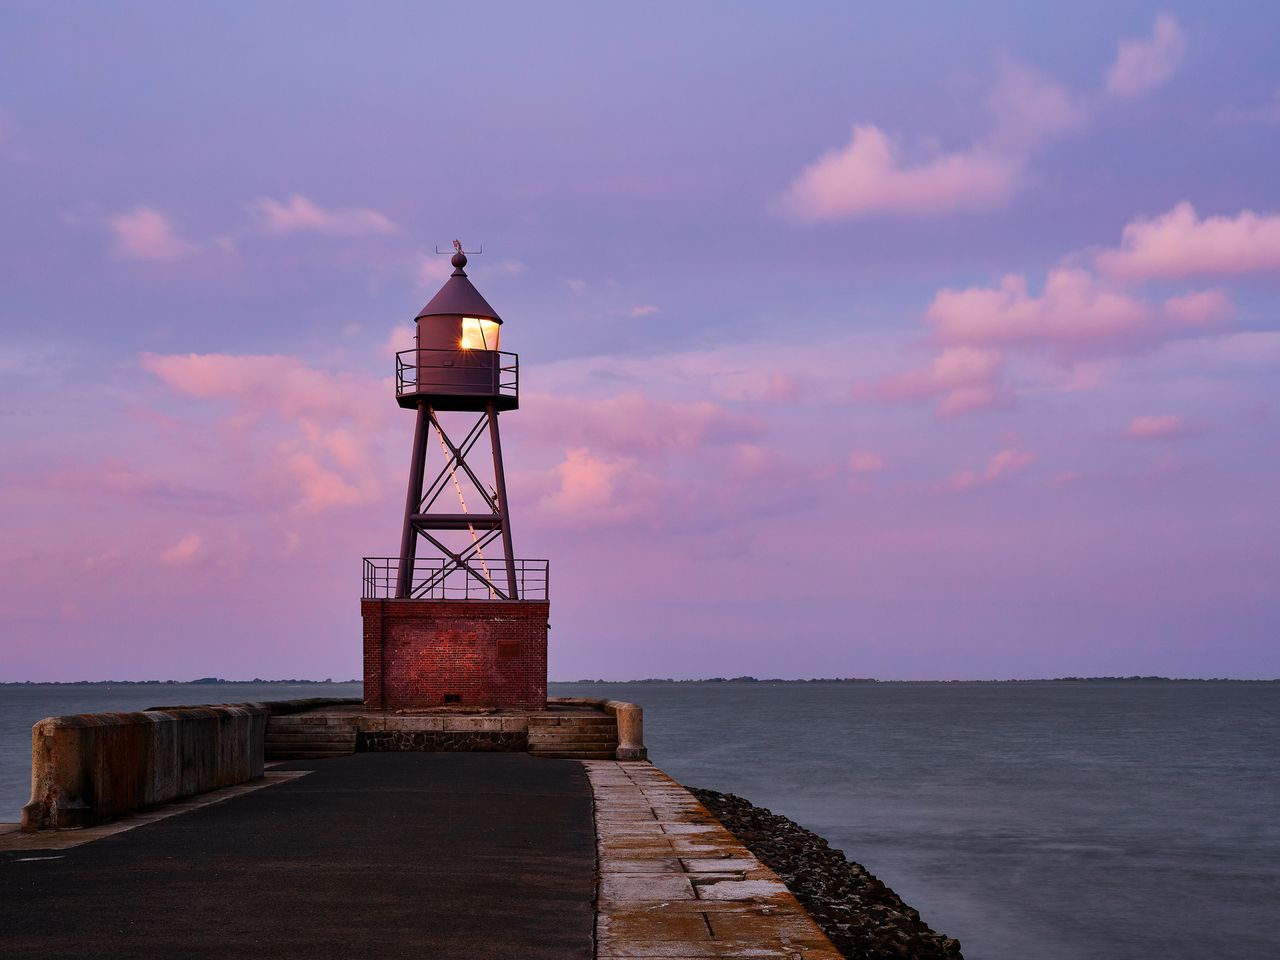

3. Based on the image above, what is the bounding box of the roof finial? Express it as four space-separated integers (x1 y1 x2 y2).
451 238 467 274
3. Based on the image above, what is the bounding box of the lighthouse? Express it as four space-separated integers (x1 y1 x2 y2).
361 244 549 710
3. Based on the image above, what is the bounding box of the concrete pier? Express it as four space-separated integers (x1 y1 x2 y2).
1 753 596 959
3 700 839 958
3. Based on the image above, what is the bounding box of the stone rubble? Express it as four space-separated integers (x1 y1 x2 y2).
690 788 964 960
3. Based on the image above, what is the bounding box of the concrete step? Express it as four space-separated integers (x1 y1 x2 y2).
530 740 618 751
530 750 617 759
527 730 618 740
528 717 616 727
529 740 619 750
265 749 354 760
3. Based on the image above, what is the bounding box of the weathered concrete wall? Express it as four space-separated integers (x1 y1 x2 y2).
548 697 647 761
20 698 359 832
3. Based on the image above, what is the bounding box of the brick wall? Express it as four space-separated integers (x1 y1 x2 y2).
362 600 549 710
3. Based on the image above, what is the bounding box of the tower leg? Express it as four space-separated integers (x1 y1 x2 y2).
396 401 430 598
487 402 520 600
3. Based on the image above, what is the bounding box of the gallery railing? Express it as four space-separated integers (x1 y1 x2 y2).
395 348 518 402
362 557 549 602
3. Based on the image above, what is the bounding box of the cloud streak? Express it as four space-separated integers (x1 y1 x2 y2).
1096 202 1280 279
249 194 397 237
1105 14 1188 99
110 207 196 261
782 16 1184 221
1126 414 1192 440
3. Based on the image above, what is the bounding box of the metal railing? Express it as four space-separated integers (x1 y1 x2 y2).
395 348 518 401
362 557 549 601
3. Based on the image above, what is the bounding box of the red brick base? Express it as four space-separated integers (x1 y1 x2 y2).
361 599 549 710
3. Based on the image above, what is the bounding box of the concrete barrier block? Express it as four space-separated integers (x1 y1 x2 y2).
20 698 356 832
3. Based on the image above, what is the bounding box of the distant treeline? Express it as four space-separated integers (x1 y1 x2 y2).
2 676 1275 685
0 678 361 686
558 676 1277 684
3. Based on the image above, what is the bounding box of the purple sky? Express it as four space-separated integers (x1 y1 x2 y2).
2 3 1278 680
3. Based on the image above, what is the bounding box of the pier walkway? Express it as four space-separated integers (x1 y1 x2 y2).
0 753 595 959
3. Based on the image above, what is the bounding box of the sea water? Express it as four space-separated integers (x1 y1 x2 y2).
2 680 1276 960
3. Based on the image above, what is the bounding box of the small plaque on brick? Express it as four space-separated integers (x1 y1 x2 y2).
496 639 521 660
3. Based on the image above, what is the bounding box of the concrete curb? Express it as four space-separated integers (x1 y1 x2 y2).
586 760 842 958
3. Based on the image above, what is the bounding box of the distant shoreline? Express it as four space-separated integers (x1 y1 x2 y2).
1 676 1275 686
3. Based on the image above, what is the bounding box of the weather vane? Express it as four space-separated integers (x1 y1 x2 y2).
434 239 484 256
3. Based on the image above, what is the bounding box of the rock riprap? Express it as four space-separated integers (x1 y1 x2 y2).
690 788 963 960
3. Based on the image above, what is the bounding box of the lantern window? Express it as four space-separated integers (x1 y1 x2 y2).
460 317 500 351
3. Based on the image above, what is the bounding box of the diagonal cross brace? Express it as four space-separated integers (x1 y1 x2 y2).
411 528 510 600
420 411 500 515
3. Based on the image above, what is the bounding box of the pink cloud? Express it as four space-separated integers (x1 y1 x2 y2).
110 206 196 261
849 451 886 474
1105 14 1188 99
160 532 203 566
778 57 1090 221
927 268 1234 360
629 305 660 317
949 446 1034 490
729 442 782 478
533 448 666 527
1126 414 1191 440
1163 290 1234 327
763 373 800 402
986 58 1088 151
779 54 1091 221
142 353 380 423
249 194 397 237
142 352 388 514
780 125 1018 220
928 269 1151 354
872 346 1006 416
984 447 1034 480
522 392 760 456
1096 202 1280 279
781 20 1191 224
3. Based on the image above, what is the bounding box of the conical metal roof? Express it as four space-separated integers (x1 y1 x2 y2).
414 253 503 323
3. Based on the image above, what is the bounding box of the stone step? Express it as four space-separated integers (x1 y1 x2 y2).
528 727 618 737
265 750 354 760
266 731 358 742
530 749 617 759
528 735 619 745
264 742 355 752
528 717 615 727
527 742 616 752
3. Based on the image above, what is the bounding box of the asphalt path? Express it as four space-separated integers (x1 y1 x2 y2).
0 753 596 959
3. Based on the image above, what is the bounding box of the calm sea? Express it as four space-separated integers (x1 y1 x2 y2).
2 680 1276 960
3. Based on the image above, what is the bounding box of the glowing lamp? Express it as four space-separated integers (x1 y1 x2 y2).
460 316 501 351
